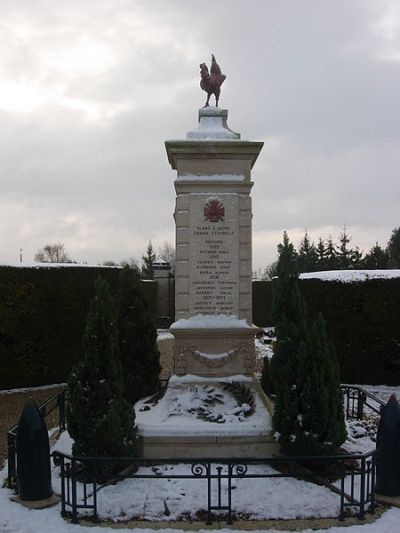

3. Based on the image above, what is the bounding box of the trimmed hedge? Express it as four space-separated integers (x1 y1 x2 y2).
252 278 400 385
252 280 273 327
0 266 157 390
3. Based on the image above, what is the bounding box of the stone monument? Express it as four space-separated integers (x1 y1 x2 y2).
136 57 277 458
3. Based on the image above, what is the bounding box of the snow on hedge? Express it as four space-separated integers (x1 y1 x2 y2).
300 269 400 282
0 261 118 269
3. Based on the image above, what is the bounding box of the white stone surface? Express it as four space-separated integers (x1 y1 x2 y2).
186 106 240 140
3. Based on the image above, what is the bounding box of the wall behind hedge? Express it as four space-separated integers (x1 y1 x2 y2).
0 266 157 390
252 278 400 386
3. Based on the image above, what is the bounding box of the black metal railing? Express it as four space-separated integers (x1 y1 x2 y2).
341 385 385 420
52 450 376 525
7 387 68 488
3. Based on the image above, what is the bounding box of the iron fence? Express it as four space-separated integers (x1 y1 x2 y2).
7 387 67 488
341 385 385 420
6 383 382 523
52 450 376 525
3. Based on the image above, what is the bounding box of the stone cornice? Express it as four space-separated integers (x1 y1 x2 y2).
165 140 264 170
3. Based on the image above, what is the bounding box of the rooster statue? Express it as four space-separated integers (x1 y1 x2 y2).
199 54 226 108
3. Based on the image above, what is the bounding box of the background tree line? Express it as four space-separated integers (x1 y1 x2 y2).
263 226 400 278
34 240 176 279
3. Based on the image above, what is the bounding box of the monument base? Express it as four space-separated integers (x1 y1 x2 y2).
136 375 278 459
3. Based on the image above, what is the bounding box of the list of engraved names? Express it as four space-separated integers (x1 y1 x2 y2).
189 194 239 315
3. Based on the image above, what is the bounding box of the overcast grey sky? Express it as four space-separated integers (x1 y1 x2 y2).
0 0 399 269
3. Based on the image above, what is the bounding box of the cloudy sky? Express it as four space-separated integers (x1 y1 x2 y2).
0 0 399 269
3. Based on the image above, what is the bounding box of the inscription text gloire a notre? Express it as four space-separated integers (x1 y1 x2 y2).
189 196 238 316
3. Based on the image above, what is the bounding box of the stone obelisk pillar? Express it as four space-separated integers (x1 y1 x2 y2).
166 107 263 377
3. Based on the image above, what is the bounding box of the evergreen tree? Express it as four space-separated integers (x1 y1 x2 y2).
276 231 298 278
336 226 363 269
336 226 353 269
67 276 137 460
269 233 346 456
351 246 363 268
118 267 161 405
316 238 328 271
141 241 156 279
363 242 389 269
325 236 338 270
263 260 278 280
298 231 318 273
387 227 400 268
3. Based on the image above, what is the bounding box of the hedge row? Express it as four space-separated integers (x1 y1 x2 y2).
1 266 399 388
253 278 400 386
0 266 157 390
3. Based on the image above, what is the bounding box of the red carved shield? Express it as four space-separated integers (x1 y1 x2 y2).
204 199 224 222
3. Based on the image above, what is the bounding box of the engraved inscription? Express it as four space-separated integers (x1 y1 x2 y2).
189 194 239 315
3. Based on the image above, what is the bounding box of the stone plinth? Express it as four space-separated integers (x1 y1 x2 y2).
136 375 276 459
171 316 258 377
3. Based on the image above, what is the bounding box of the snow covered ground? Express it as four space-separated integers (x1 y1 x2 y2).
2 448 400 533
2 383 400 532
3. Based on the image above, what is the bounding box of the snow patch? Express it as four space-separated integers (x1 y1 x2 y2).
300 269 400 282
171 314 250 330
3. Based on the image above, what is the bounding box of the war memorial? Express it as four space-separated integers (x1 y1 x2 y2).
136 56 277 458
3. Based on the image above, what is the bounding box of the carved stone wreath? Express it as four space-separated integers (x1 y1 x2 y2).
187 382 255 424
192 348 239 368
175 340 255 374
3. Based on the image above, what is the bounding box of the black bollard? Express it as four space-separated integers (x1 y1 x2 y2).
16 401 53 501
376 394 400 496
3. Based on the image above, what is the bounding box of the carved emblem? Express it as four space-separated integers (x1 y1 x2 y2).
204 198 224 222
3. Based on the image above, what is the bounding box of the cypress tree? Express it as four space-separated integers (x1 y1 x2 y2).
118 266 161 405
67 276 137 460
269 233 346 456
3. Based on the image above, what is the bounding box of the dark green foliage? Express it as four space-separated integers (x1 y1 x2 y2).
301 278 400 385
362 242 389 269
316 238 328 270
253 276 400 385
270 239 346 455
67 276 137 459
252 280 273 327
141 241 156 279
298 232 318 273
284 314 346 455
276 231 298 278
325 237 339 270
260 354 274 396
387 227 400 268
335 226 363 269
0 265 158 390
118 267 161 404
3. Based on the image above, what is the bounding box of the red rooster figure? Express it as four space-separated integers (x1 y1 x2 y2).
199 54 226 107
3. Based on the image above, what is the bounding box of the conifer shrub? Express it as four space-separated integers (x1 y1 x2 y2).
67 276 137 463
270 233 346 456
118 267 161 404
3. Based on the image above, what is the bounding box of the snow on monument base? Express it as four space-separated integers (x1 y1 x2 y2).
136 374 278 459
